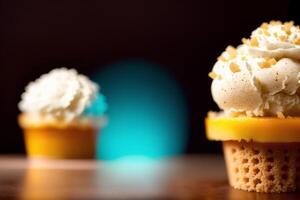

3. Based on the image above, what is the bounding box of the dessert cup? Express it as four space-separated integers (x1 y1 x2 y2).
17 68 107 159
206 21 300 193
206 116 300 192
19 113 98 159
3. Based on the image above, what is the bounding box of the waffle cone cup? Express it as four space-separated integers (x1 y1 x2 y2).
223 141 300 192
19 113 98 159
206 116 300 193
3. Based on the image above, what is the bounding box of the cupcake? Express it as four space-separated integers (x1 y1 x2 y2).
206 21 300 192
18 68 107 159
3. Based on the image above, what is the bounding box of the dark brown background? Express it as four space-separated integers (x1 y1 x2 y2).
0 0 297 154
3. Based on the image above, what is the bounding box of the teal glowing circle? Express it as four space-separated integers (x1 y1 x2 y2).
93 60 188 160
84 93 108 117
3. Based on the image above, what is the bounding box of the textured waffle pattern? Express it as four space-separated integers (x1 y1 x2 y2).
223 141 300 193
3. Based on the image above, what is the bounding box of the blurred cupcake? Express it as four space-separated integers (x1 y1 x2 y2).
206 21 300 192
18 68 107 159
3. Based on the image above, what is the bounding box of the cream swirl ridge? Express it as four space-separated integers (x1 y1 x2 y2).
18 68 98 122
243 21 300 59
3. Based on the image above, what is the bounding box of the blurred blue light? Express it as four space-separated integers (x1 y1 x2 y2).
93 60 188 160
84 93 108 117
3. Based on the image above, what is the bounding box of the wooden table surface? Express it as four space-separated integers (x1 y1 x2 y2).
0 155 300 199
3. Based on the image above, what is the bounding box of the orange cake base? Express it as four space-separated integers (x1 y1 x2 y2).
206 116 300 143
23 127 97 159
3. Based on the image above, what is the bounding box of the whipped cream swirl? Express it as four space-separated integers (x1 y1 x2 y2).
210 21 300 117
19 68 98 122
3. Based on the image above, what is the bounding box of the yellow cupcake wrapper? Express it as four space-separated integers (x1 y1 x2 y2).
23 127 97 159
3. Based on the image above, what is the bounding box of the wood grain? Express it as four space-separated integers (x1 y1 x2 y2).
0 155 299 199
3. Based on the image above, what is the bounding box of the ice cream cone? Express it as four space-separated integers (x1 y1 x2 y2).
206 21 300 193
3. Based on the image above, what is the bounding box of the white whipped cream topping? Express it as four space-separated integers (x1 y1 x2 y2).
246 21 300 59
210 30 300 117
19 68 98 122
